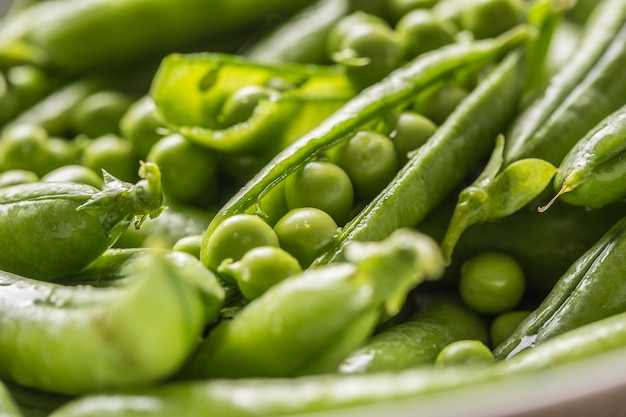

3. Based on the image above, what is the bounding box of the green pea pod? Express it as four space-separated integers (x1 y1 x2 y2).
540 104 626 210
0 248 224 396
48 308 626 417
314 48 526 266
0 379 21 417
150 53 355 154
439 135 557 263
418 194 626 293
181 228 444 379
504 0 626 165
243 0 350 64
432 0 626 263
200 26 530 257
494 215 626 360
0 0 316 72
338 295 488 374
0 161 164 280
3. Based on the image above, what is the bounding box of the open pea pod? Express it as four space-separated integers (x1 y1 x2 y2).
150 53 356 154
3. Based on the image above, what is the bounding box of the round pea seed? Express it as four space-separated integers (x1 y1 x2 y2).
219 246 302 300
172 234 204 260
284 160 354 225
147 133 219 205
273 207 339 267
70 90 134 138
389 111 437 164
435 340 494 367
80 134 138 182
0 169 39 188
459 251 526 315
337 130 399 201
203 214 280 271
459 0 526 40
396 9 457 60
490 310 531 347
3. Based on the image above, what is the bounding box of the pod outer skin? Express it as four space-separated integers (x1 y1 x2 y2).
0 249 224 395
0 182 129 280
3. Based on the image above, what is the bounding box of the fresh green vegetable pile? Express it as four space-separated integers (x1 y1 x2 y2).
1 0 626 416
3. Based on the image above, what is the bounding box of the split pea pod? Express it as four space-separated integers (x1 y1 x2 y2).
314 48 525 265
338 295 489 374
540 104 626 210
150 53 356 155
0 248 225 396
200 26 530 264
0 161 164 280
181 228 444 379
49 308 626 417
494 215 626 360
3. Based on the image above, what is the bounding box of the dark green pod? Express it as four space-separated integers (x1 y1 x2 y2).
338 296 488 374
48 308 626 417
546 104 626 209
494 215 626 359
0 162 164 280
503 0 626 165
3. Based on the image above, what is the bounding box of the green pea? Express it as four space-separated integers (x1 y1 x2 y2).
0 123 50 176
6 64 48 109
172 234 204 259
396 9 457 60
459 251 526 315
119 96 164 159
284 161 354 225
386 0 440 23
490 310 530 348
459 0 526 40
337 130 399 201
0 169 39 188
146 133 219 206
326 12 390 59
332 20 403 89
44 137 80 172
80 134 138 183
218 85 280 127
249 180 289 227
435 339 494 367
41 165 105 189
202 213 280 271
273 207 339 267
218 246 302 300
389 111 437 164
412 82 469 125
70 90 134 138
